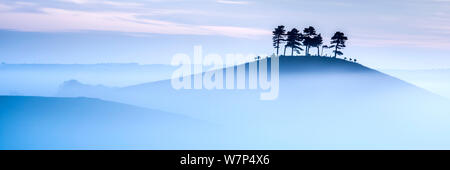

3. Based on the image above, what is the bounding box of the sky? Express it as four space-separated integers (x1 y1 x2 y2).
0 0 450 69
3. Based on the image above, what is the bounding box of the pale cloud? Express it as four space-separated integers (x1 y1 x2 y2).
351 33 450 49
0 6 270 38
199 25 269 38
0 3 13 11
58 0 143 7
58 0 96 4
216 0 250 5
141 9 206 16
415 11 450 35
15 1 37 6
424 25 450 34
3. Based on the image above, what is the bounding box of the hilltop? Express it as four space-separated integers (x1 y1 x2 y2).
278 55 372 73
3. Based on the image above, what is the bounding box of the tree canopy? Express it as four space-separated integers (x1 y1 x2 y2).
272 26 349 59
284 28 303 56
272 25 286 56
330 31 348 58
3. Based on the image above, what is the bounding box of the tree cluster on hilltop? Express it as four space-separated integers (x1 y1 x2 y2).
272 25 349 58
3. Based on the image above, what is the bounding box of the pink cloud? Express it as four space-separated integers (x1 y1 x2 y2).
0 6 270 38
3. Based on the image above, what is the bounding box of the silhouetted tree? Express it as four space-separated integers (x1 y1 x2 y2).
330 31 348 58
285 28 303 56
302 26 317 56
272 25 286 56
311 34 323 56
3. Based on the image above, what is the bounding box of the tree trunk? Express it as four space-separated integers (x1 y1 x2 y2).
283 46 287 56
306 46 309 56
317 46 320 56
334 43 338 58
291 47 294 56
276 40 280 56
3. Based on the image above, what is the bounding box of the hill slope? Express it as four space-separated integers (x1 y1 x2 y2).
56 56 450 149
382 68 450 99
0 96 215 149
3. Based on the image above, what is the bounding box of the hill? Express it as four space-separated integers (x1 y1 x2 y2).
0 96 215 149
56 56 450 149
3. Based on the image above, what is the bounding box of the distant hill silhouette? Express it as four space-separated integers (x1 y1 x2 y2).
0 63 176 96
54 56 450 149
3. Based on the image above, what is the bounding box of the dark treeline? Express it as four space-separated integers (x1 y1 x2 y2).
272 25 349 59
